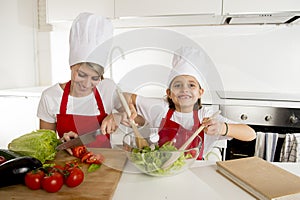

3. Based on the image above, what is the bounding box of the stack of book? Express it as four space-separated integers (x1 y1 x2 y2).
216 156 300 200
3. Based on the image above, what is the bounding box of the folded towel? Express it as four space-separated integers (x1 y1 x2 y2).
254 132 265 158
254 132 278 162
280 133 300 162
265 133 278 162
280 134 295 162
296 134 300 162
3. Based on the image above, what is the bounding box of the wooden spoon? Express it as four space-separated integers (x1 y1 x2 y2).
116 88 149 149
161 110 221 169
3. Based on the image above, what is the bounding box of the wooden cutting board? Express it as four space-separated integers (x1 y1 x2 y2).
0 148 127 200
216 157 300 200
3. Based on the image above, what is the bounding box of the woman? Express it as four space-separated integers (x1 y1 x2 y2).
122 47 256 160
37 13 122 152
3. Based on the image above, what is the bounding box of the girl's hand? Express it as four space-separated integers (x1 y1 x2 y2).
202 118 225 136
61 131 78 155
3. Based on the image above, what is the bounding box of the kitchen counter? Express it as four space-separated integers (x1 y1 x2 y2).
0 86 46 97
113 161 300 200
0 149 127 200
0 150 299 200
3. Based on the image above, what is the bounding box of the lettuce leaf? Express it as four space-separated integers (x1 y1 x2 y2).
8 129 60 164
130 143 187 176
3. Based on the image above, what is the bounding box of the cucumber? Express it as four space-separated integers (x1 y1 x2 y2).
0 149 22 160
0 156 43 187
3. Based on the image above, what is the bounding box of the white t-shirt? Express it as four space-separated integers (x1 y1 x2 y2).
37 78 121 123
136 95 234 155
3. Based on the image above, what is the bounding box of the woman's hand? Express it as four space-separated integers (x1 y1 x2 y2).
101 113 130 134
202 117 226 136
101 111 142 135
60 131 78 155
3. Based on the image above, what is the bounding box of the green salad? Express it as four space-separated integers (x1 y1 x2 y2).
129 142 193 176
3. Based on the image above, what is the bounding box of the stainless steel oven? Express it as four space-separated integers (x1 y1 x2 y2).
220 105 300 161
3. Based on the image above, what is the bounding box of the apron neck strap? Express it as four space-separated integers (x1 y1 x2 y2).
59 81 105 114
166 109 200 127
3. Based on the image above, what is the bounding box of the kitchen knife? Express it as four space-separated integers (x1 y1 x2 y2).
55 129 102 151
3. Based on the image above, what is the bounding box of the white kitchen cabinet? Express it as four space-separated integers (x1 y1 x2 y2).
223 0 300 14
45 0 114 23
113 0 223 27
115 0 222 17
0 94 41 149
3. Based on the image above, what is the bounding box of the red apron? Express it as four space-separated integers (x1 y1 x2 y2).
158 109 204 160
56 81 111 148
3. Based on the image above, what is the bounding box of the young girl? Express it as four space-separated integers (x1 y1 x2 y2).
125 47 256 160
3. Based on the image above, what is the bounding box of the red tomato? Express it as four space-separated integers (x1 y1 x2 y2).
0 156 6 164
71 146 87 158
85 154 105 164
51 165 65 172
64 160 79 171
24 169 45 190
65 167 84 188
81 152 93 163
42 171 64 193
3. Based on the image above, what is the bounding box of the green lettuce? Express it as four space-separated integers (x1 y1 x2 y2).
8 129 60 164
130 142 188 176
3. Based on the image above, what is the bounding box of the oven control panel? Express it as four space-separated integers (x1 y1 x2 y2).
219 105 300 128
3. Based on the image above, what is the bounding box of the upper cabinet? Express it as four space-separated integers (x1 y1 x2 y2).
42 0 300 27
115 0 222 17
222 0 300 24
113 0 223 27
43 0 223 27
45 0 114 23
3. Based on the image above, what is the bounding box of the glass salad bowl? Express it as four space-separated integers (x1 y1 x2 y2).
122 128 202 177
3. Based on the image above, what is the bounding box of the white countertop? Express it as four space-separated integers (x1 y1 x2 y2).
0 86 46 97
113 161 300 200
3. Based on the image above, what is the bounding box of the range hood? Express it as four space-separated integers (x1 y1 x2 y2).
222 12 300 25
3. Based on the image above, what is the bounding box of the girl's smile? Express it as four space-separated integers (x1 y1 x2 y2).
167 75 204 113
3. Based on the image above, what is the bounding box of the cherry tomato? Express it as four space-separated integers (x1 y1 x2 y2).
65 167 84 187
64 160 79 171
24 169 45 190
0 156 6 164
71 146 87 158
42 171 64 193
85 154 105 164
81 152 93 163
51 165 65 172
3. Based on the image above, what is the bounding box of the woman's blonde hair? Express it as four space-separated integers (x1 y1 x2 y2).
85 62 104 80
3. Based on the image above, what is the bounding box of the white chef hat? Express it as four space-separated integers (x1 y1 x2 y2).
69 12 113 69
167 46 210 87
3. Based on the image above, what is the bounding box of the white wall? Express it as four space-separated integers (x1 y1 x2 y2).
171 25 300 94
0 0 38 89
47 24 300 97
1 1 299 95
